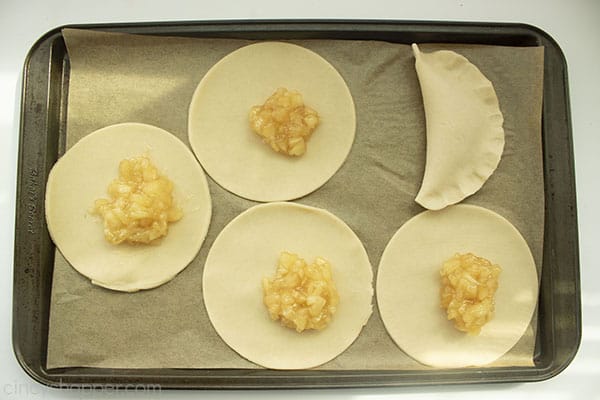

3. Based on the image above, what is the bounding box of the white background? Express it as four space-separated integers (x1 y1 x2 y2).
1 1 598 399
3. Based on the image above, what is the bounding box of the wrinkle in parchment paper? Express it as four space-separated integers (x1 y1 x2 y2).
46 29 544 370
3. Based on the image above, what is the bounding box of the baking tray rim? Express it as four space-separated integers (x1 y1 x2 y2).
12 18 581 389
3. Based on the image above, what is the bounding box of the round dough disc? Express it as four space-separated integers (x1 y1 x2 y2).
203 202 373 369
45 123 212 292
188 42 356 202
376 204 538 368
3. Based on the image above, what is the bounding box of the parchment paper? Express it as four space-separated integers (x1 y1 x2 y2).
46 28 544 370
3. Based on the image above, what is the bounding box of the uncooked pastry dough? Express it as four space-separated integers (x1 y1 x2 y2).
202 202 373 369
377 204 538 368
412 44 505 210
45 123 212 292
188 42 356 202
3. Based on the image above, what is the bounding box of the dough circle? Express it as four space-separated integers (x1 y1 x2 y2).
376 204 538 368
202 202 373 369
188 42 356 202
45 123 212 292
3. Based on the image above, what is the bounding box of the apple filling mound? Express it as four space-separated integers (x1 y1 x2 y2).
249 88 320 156
263 252 339 332
92 155 183 244
440 253 501 335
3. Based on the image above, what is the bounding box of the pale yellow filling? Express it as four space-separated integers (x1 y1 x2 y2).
263 252 339 332
92 155 183 244
249 88 320 156
440 253 501 335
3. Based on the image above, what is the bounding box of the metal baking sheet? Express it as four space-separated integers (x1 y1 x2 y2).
12 20 581 389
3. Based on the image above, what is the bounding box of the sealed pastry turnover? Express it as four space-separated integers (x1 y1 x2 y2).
377 205 538 368
412 44 505 210
203 202 373 369
45 123 212 292
188 42 355 202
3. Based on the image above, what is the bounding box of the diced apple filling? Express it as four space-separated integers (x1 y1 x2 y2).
440 253 501 335
249 88 319 156
92 155 183 244
263 252 339 332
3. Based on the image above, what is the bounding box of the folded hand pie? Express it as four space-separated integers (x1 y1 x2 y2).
412 44 505 210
